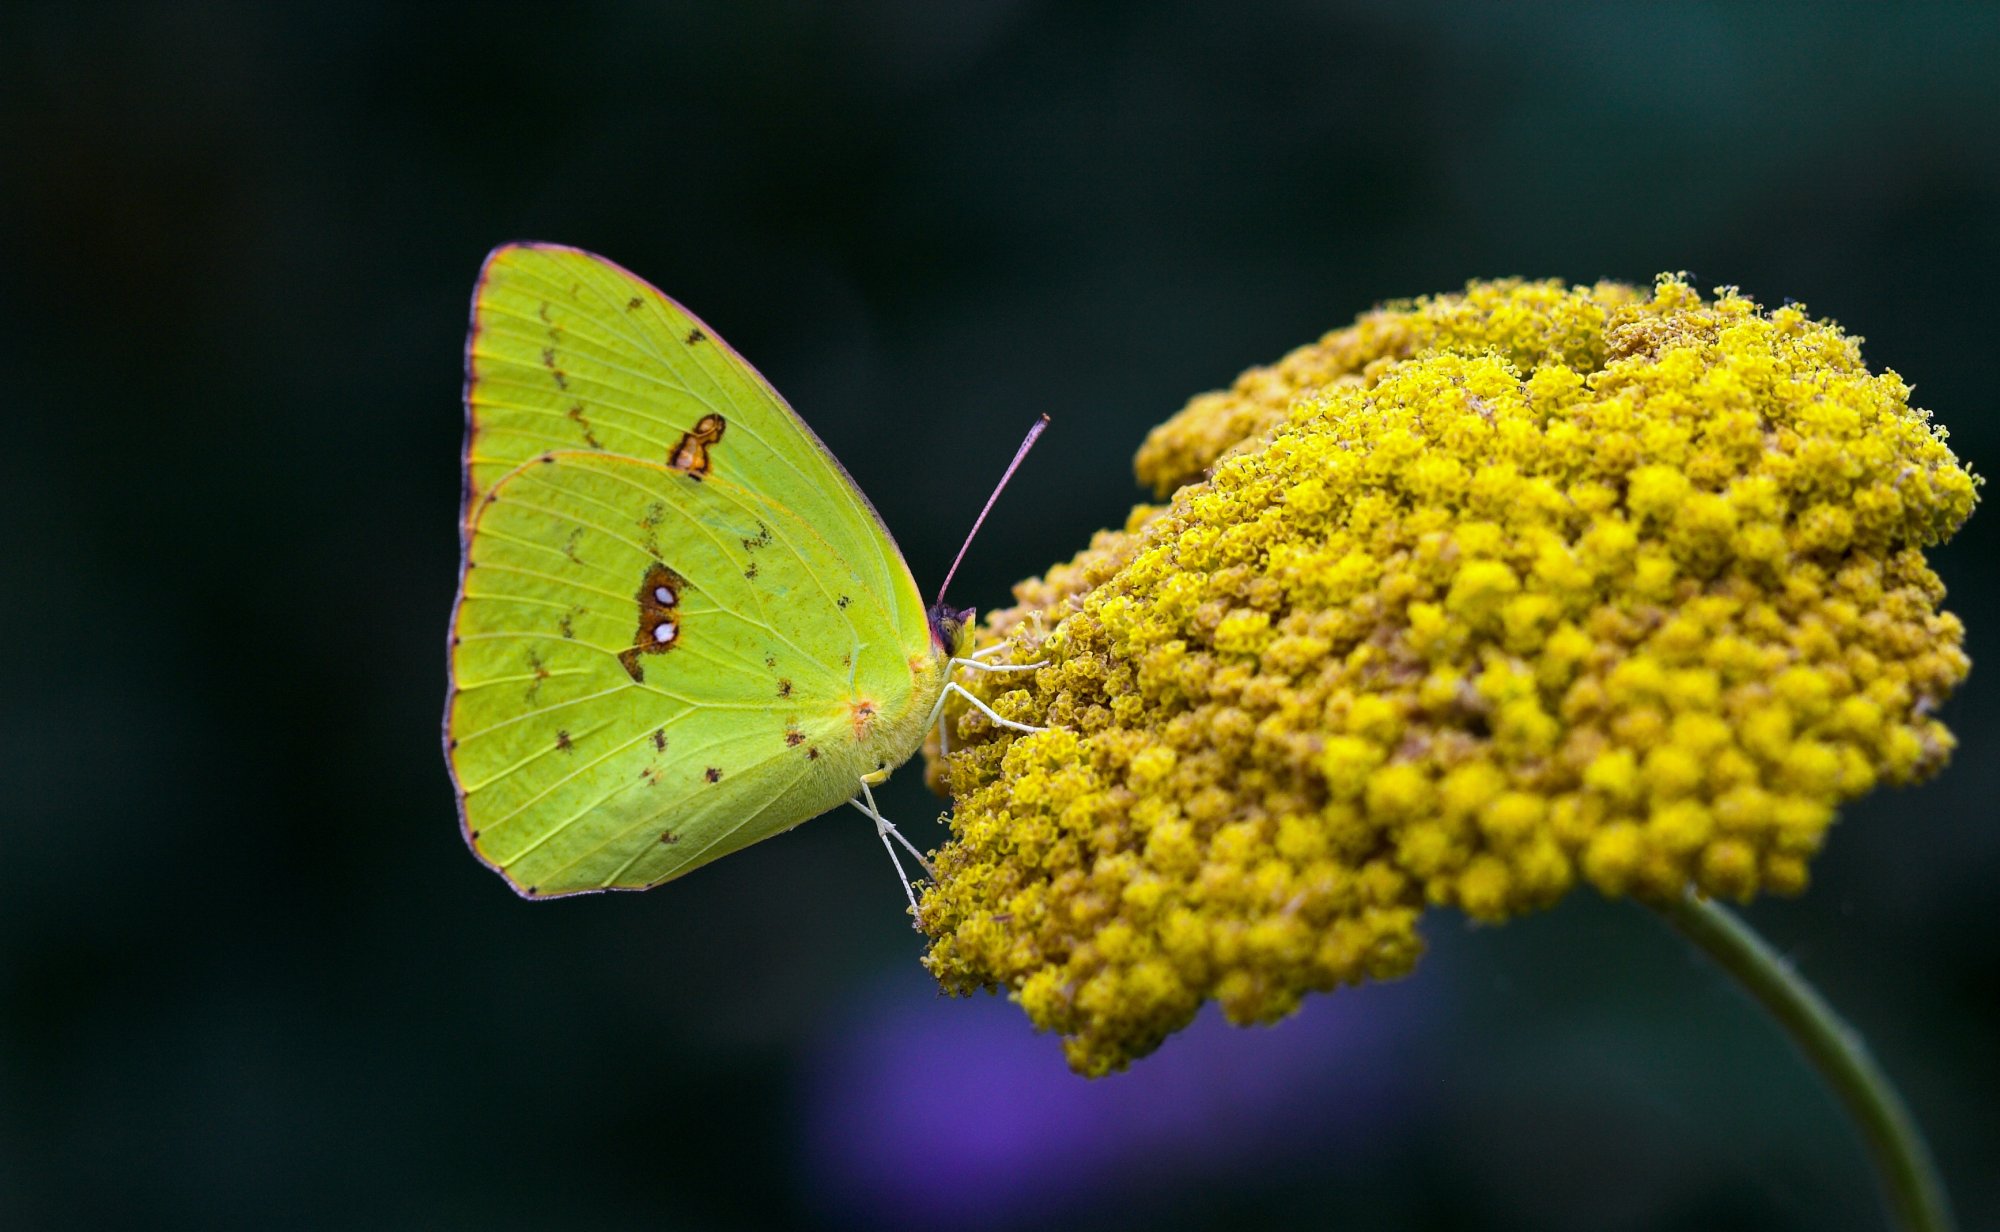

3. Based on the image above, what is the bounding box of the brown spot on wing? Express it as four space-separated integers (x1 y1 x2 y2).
668 413 725 477
659 830 679 843
618 562 688 682
636 501 666 559
524 650 550 703
777 678 792 698
807 746 820 760
566 403 602 448
744 562 759 580
627 296 643 310
652 728 668 752
850 700 877 740
704 767 722 783
785 730 805 747
685 327 707 345
555 729 573 753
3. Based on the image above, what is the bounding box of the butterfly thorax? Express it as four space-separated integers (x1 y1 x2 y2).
843 644 951 785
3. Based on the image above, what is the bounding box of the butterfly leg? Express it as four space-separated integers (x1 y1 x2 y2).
848 779 935 926
928 659 1051 757
930 681 1047 760
934 656 1047 756
862 778 938 878
947 656 1048 675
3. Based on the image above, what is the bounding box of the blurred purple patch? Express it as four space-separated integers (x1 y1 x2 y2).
803 966 1444 1229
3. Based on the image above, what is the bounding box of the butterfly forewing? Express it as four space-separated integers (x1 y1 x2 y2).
462 243 927 645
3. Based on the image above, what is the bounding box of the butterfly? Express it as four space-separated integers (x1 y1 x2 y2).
445 243 1043 906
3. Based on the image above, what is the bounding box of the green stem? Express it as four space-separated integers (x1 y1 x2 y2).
1648 891 1955 1232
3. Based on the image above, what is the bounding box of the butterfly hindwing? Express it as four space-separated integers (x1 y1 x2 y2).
451 451 920 895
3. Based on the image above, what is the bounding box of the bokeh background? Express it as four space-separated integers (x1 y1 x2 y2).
4 3 1996 1229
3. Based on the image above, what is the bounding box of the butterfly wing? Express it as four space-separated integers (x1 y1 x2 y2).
460 242 926 646
447 245 943 897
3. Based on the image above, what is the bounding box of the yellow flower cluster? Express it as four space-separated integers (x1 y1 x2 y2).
918 276 1977 1076
1132 278 1646 498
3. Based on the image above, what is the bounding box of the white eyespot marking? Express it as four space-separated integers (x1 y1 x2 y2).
653 621 677 643
654 586 674 604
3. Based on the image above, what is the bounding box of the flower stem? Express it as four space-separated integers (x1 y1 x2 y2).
1649 891 1955 1232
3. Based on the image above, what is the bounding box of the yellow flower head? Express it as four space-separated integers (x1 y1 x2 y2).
919 276 1977 1076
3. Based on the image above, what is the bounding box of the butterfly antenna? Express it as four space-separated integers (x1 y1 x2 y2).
936 415 1050 607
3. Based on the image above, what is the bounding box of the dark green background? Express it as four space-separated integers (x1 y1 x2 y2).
4 3 1995 1229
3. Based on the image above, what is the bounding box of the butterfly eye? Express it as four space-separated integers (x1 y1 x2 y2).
653 621 677 643
654 586 674 604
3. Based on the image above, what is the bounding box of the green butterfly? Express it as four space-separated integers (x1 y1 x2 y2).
445 244 1043 905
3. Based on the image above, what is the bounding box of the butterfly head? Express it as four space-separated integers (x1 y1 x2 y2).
928 602 978 657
